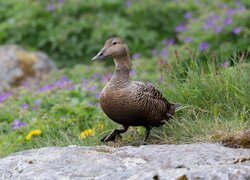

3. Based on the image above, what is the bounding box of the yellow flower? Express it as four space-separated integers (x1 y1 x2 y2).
97 123 104 130
26 129 42 140
80 129 95 139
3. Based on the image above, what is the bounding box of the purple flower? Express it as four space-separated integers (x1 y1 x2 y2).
129 69 136 76
151 48 157 56
168 38 175 45
205 18 214 27
96 92 101 99
226 8 235 15
224 17 233 25
160 49 169 57
46 4 55 11
87 85 97 92
40 84 54 92
238 5 245 12
32 100 42 110
91 73 101 79
34 100 42 106
199 42 209 51
57 0 64 3
175 23 186 32
101 73 112 84
184 36 192 43
202 25 210 31
162 38 168 45
221 60 230 68
67 85 75 90
184 12 192 19
214 26 223 33
82 79 91 87
96 102 100 107
159 74 163 83
126 0 132 7
21 103 29 110
55 76 74 89
0 92 12 103
12 119 27 130
132 53 140 60
162 38 175 45
219 3 228 9
232 27 241 34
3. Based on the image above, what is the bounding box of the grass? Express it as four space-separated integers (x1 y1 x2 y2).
0 55 250 157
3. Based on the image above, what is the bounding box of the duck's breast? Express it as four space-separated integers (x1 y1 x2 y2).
99 84 142 125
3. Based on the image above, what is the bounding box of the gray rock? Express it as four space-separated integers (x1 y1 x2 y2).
0 45 56 92
0 143 250 180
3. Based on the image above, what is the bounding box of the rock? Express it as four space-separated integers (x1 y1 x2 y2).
0 45 56 92
0 143 250 179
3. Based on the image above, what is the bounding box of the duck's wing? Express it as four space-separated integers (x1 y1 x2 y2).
132 81 175 124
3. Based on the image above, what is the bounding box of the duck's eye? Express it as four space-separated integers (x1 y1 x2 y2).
112 42 117 45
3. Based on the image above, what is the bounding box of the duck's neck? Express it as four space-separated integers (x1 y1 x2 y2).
111 56 130 85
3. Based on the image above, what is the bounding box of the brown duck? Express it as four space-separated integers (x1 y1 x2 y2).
92 37 176 144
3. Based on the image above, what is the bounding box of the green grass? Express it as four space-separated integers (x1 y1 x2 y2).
0 57 250 157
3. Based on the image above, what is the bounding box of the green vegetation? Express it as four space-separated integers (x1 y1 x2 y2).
0 0 250 157
1 56 249 157
0 0 250 67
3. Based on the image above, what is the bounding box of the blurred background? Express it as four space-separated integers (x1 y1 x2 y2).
1 0 250 157
0 0 249 67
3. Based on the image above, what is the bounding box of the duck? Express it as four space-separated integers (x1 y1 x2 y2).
92 37 176 144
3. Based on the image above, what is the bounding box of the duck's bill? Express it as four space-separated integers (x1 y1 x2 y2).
92 50 105 61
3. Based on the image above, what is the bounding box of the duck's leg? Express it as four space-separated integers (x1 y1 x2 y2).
101 125 129 142
141 126 151 145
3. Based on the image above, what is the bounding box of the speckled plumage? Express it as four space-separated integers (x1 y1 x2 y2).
92 37 176 143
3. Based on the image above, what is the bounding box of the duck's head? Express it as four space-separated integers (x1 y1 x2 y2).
92 37 130 61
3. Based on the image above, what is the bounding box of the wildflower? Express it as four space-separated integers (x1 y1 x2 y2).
205 18 214 27
126 0 132 7
159 74 163 83
21 103 29 109
175 23 187 32
80 129 95 139
167 38 175 45
151 48 157 56
238 5 245 12
12 119 27 130
87 85 97 92
224 17 233 25
0 92 12 103
32 100 42 110
97 123 104 130
40 84 54 92
96 102 100 107
55 76 74 89
101 73 112 84
199 42 209 51
82 79 91 87
232 27 241 34
160 49 169 57
96 91 101 99
26 129 42 140
214 26 223 33
184 12 192 19
202 25 210 31
129 69 136 76
91 73 101 79
46 4 54 11
221 60 230 68
132 53 140 60
226 8 235 15
184 36 192 43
